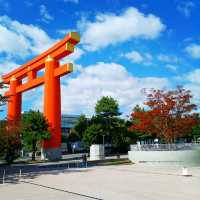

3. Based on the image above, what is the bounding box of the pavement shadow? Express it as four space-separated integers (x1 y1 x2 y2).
0 164 91 185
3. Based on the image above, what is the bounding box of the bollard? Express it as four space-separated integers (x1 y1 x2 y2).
19 169 22 179
68 163 69 169
182 167 191 177
2 169 5 184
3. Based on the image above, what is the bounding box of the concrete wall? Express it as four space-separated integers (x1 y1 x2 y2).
90 144 105 161
128 149 200 166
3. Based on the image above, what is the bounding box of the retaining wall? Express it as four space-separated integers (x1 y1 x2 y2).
128 148 200 166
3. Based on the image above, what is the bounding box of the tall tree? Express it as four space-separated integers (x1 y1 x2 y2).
21 110 50 161
95 96 121 142
128 105 153 142
0 120 21 164
82 96 131 152
190 124 200 142
0 80 21 164
72 115 88 140
95 96 120 116
83 123 104 148
130 86 198 143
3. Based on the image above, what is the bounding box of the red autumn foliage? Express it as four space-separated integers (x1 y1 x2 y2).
130 86 199 143
0 119 21 164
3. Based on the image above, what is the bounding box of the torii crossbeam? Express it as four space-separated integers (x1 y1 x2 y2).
1 32 80 160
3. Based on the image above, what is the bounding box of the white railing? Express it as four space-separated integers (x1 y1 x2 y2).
130 143 200 151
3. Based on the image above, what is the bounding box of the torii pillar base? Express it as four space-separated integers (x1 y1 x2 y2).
41 148 61 161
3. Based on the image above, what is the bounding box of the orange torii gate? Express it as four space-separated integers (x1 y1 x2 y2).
2 32 80 160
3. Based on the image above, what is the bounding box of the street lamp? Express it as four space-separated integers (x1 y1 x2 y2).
103 134 105 146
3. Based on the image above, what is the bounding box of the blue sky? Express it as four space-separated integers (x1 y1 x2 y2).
0 0 200 118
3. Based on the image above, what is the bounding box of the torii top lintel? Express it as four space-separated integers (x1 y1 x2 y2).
2 32 80 85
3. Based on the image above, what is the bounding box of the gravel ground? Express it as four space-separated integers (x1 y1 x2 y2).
0 164 200 200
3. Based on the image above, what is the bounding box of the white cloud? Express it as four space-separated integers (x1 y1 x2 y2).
59 62 169 115
125 51 143 63
65 47 85 62
0 15 55 59
79 7 165 51
60 47 85 71
0 60 19 75
26 62 169 116
57 29 75 35
186 68 200 83
39 5 54 23
157 54 179 63
176 1 195 17
184 69 200 107
0 61 19 95
64 0 79 4
124 50 153 65
185 43 200 59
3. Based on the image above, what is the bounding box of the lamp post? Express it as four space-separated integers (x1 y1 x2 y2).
103 134 105 146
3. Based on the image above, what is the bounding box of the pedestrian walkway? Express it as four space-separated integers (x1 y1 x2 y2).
1 164 199 200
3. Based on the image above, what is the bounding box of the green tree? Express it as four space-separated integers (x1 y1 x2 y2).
94 96 121 145
95 96 120 116
73 115 88 140
132 104 145 112
83 124 104 148
21 110 50 161
67 115 88 150
82 97 132 152
191 124 200 142
110 117 131 152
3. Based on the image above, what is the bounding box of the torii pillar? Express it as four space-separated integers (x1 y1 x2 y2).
43 56 62 159
2 32 80 160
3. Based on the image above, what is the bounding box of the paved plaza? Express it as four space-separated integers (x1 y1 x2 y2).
0 163 200 200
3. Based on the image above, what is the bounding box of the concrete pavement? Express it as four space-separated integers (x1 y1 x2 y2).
0 164 200 200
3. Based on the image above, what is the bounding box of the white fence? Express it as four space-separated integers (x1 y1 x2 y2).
130 143 200 151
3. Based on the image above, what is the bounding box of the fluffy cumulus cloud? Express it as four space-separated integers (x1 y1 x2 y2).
0 15 55 57
185 43 200 59
79 7 165 51
0 15 56 75
58 62 169 115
